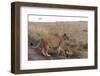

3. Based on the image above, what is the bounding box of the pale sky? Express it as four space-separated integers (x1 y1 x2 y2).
28 15 88 22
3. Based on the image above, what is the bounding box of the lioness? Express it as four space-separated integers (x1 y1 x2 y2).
32 33 69 56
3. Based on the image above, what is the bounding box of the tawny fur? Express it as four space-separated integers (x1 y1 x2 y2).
32 33 69 56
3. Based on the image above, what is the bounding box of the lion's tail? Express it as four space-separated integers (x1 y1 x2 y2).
31 40 41 49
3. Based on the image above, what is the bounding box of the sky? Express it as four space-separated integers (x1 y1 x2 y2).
28 15 88 22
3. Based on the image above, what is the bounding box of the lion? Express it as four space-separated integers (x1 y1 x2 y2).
59 47 73 57
31 33 69 56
